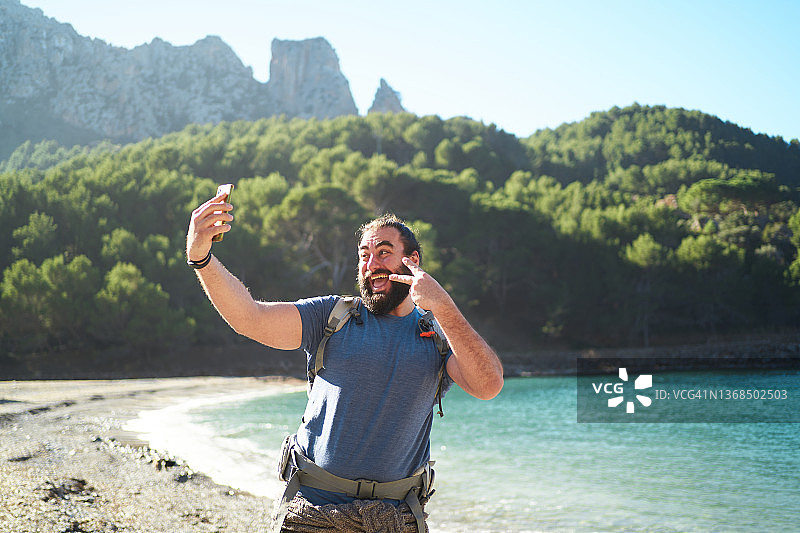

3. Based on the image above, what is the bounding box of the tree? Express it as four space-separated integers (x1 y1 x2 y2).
348 155 401 214
675 235 745 331
434 138 465 170
101 228 141 268
264 185 369 293
12 211 59 264
91 263 192 352
40 254 101 346
624 233 671 346
0 259 49 351
298 145 352 185
403 115 446 162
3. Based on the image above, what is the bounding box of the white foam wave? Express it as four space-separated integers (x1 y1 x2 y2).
124 388 292 500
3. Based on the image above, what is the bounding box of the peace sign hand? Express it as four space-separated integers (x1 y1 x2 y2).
389 257 455 315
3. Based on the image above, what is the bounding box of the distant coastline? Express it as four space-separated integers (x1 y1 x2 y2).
503 331 800 376
3 331 799 381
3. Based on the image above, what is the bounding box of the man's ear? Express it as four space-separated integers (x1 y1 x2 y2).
409 251 420 266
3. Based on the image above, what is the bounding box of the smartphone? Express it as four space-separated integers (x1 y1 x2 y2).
212 183 234 242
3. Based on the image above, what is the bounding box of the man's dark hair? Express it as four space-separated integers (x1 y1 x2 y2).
358 214 423 266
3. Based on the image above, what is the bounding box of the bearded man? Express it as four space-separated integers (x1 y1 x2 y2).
186 192 504 532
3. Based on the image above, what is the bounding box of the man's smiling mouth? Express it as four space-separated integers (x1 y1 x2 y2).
369 272 391 291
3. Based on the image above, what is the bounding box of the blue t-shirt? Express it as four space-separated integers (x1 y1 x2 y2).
293 295 452 505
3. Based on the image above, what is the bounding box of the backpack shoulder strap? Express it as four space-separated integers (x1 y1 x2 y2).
418 310 450 417
310 296 362 385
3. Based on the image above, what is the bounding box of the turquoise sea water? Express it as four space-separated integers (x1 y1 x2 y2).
137 374 800 532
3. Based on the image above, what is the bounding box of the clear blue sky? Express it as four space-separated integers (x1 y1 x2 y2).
20 0 800 141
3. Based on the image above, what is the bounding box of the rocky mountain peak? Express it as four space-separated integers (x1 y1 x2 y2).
0 0 403 159
368 78 405 114
266 37 358 119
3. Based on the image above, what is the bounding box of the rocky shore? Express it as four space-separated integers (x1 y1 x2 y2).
0 377 304 533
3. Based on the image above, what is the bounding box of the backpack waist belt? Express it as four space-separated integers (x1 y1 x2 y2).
274 438 434 533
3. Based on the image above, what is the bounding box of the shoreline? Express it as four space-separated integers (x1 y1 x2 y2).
0 376 304 532
4 332 800 381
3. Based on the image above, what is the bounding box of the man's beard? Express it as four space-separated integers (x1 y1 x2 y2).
358 264 412 315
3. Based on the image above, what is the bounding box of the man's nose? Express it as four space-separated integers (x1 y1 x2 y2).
366 253 382 272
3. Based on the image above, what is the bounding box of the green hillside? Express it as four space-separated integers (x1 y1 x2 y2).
2 106 800 362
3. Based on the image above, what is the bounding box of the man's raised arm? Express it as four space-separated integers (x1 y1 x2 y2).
186 192 302 350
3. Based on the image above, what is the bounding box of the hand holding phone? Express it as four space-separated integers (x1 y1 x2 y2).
212 183 234 242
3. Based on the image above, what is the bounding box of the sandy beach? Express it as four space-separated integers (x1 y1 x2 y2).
0 376 305 533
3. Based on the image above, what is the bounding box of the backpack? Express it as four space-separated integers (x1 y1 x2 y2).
308 296 450 417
